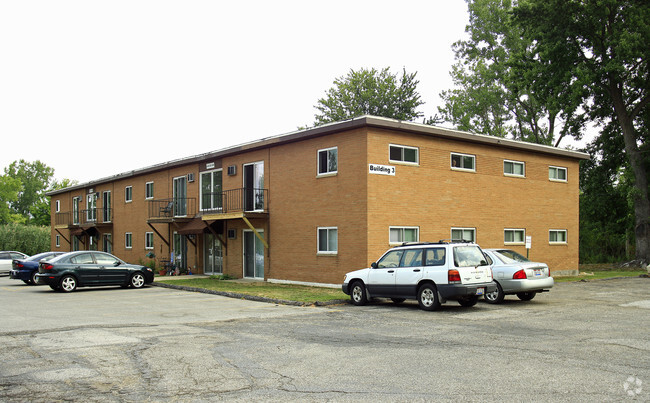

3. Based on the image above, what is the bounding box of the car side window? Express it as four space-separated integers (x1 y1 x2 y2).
400 249 423 267
94 254 119 266
377 250 403 268
10 252 24 259
424 248 446 266
70 253 94 264
0 252 8 259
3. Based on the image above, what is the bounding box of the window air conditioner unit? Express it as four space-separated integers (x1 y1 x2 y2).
187 173 195 182
227 165 237 176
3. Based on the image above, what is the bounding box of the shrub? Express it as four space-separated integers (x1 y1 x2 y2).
0 223 51 255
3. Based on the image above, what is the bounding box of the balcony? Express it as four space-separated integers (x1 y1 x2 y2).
54 209 112 228
201 188 268 219
148 198 197 222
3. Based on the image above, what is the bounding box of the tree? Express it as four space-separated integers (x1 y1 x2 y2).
513 0 650 261
31 178 78 226
0 175 23 224
4 160 54 224
313 67 425 126
439 0 586 146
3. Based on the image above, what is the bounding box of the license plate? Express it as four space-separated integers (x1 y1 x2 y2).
476 287 484 296
534 269 542 276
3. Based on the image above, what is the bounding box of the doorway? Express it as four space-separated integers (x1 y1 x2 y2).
243 161 264 212
243 229 264 279
204 233 223 275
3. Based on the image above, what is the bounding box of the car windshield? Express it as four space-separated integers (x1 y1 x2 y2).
494 249 530 263
453 246 487 267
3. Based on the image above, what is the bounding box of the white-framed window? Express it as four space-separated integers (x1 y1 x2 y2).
389 144 419 164
317 227 338 254
504 228 525 244
317 147 338 176
389 226 420 244
549 166 567 182
145 182 154 199
451 227 476 242
55 200 60 212
549 229 567 244
55 234 60 248
200 169 223 211
145 232 154 249
504 160 525 177
125 186 133 202
125 232 133 249
451 152 476 171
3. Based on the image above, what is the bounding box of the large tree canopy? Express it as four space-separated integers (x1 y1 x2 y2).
4 160 54 223
439 0 586 146
513 0 650 260
313 67 425 126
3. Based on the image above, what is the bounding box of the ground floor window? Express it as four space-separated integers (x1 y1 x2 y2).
451 227 476 242
103 233 112 254
389 226 419 244
125 233 133 249
73 236 79 251
55 235 60 248
504 229 525 244
145 232 154 249
549 229 567 244
317 227 338 254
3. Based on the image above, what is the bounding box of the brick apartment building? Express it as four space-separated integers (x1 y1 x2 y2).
48 116 589 285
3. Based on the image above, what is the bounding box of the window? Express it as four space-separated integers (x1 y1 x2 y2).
125 186 133 202
318 227 338 254
145 232 154 249
95 253 119 266
70 253 94 264
377 250 403 268
145 182 154 199
549 229 567 244
55 235 60 248
451 227 476 242
318 147 338 176
125 232 133 249
504 160 525 177
451 153 475 171
103 233 112 254
425 248 446 266
389 144 418 164
200 169 223 210
549 166 567 182
55 200 60 212
389 227 419 244
504 229 525 244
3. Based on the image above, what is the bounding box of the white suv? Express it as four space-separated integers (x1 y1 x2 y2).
342 241 496 311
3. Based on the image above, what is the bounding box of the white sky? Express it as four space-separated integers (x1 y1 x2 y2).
2 1 472 184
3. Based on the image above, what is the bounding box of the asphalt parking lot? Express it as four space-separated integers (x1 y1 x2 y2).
0 275 649 402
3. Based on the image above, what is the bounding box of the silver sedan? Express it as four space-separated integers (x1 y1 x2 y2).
482 249 554 303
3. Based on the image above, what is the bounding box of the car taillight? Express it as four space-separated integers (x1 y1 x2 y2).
448 269 461 283
16 263 24 268
42 264 54 271
513 269 527 279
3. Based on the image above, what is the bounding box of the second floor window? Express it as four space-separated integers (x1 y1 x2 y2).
318 147 338 176
125 186 133 202
504 160 525 177
145 182 154 199
451 153 475 171
549 166 567 182
389 144 418 164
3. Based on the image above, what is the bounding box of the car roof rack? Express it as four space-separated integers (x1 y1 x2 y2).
396 239 474 247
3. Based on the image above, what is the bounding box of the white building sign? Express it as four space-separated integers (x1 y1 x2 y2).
369 164 395 176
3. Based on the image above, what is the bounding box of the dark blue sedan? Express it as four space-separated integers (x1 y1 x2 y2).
35 251 155 292
10 252 65 285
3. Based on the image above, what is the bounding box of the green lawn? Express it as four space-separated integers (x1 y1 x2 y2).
555 270 646 282
156 277 347 303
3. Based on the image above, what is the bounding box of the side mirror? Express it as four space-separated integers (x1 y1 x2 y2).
371 262 378 269
480 260 487 266
113 261 121 267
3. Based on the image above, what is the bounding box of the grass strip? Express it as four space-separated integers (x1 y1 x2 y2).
555 270 646 282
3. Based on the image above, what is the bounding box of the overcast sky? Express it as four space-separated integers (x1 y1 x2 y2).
2 1 483 184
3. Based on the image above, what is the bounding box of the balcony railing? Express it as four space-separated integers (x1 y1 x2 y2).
81 208 113 225
55 212 71 227
202 188 268 214
148 198 197 220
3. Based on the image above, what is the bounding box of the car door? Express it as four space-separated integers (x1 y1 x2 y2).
69 253 99 285
94 253 129 285
0 252 11 273
367 250 403 296
394 248 424 298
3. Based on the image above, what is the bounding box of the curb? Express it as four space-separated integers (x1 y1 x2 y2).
151 282 349 307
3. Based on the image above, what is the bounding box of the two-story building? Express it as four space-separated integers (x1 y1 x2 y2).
48 116 589 285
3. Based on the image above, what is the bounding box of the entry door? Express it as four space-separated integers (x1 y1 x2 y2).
86 194 97 222
73 197 80 224
243 162 264 212
173 232 187 271
173 176 187 217
243 230 264 279
102 191 111 222
204 234 223 275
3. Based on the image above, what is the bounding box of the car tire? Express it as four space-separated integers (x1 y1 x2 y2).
130 273 145 289
350 281 367 306
30 271 38 285
391 298 406 304
516 292 536 301
23 280 31 285
458 295 479 307
484 282 505 304
60 275 77 292
417 283 440 311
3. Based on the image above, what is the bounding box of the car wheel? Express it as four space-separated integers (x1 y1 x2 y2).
417 283 440 311
60 275 77 292
30 271 39 285
391 298 406 304
516 292 536 301
458 295 479 307
23 280 31 285
484 282 505 304
350 281 367 306
130 273 146 289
